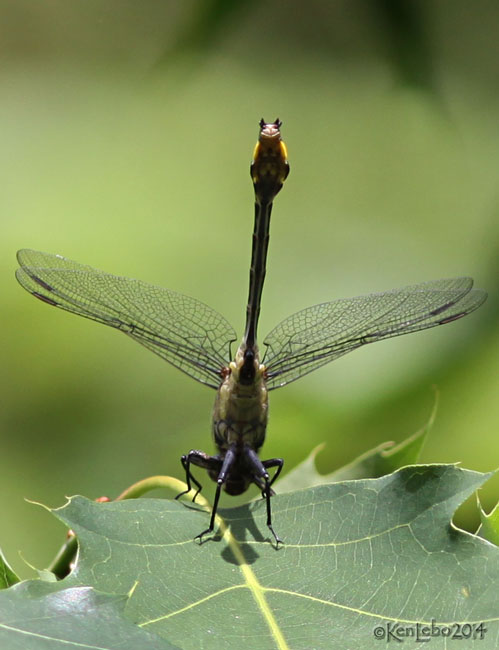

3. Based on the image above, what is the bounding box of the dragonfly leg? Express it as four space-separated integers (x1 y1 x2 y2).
261 458 284 546
175 454 202 502
262 457 284 492
194 446 236 543
195 480 223 543
176 450 221 503
254 457 284 497
246 449 284 545
264 487 283 546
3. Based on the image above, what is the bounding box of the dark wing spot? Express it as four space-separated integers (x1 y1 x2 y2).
34 277 54 292
439 313 464 324
33 292 59 307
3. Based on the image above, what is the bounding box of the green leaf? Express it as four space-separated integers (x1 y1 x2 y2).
277 419 429 492
0 548 20 588
35 569 58 583
328 418 429 480
39 466 499 648
2 465 498 649
284 391 437 491
477 495 499 546
0 582 179 649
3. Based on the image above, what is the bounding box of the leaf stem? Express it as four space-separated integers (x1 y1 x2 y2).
115 475 188 500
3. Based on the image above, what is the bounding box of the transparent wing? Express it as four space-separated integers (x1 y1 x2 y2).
263 278 487 390
16 249 237 389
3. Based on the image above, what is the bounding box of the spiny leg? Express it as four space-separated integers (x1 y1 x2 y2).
263 477 282 546
176 454 202 502
194 446 236 543
262 457 284 492
261 458 284 545
195 480 223 543
175 450 222 503
246 448 284 545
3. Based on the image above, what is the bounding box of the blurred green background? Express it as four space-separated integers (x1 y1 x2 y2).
1 0 498 578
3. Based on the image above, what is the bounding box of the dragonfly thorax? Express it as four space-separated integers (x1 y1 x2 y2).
212 344 268 453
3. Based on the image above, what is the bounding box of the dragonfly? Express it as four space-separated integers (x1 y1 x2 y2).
16 119 487 545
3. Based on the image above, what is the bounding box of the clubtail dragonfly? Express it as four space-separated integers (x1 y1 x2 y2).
16 119 487 544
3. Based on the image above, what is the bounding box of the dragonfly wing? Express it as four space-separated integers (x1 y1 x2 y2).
16 249 237 389
263 278 487 390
